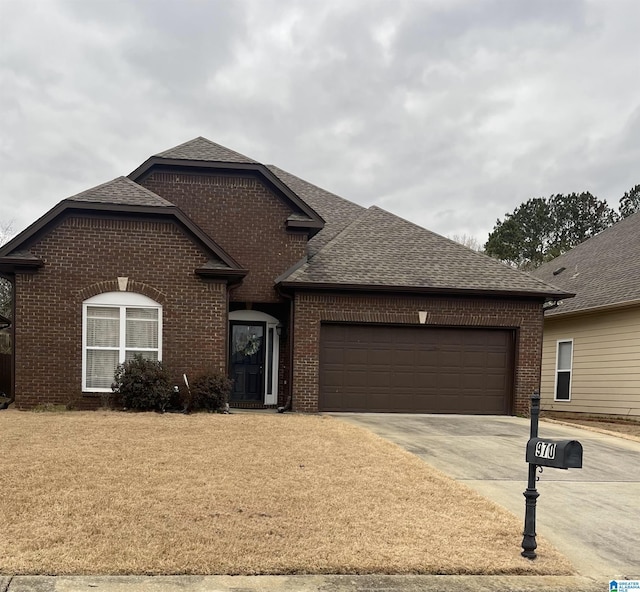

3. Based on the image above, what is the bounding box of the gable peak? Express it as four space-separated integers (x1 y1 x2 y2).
155 137 258 164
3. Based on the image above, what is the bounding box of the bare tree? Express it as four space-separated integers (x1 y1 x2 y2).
449 233 484 252
0 220 14 320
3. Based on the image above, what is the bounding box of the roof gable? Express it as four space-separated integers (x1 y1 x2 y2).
280 206 569 297
67 176 173 207
0 177 246 280
155 136 258 164
531 211 640 315
129 138 325 236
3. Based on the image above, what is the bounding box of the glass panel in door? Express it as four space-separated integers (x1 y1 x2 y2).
230 323 265 402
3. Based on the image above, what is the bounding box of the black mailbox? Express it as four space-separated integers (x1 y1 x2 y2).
526 437 583 469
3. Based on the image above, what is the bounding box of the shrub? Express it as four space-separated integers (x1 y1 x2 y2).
188 370 233 412
112 355 172 411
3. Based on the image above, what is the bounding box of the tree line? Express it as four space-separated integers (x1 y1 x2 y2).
483 184 639 270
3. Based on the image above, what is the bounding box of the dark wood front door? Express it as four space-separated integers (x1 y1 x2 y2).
230 322 266 402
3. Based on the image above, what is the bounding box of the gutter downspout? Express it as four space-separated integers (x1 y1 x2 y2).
276 287 294 413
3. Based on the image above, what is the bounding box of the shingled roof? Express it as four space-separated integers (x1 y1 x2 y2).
155 136 258 164
280 205 568 297
65 176 173 207
266 165 365 255
3 136 571 299
531 211 640 316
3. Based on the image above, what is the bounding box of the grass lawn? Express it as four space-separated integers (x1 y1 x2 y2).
0 410 572 576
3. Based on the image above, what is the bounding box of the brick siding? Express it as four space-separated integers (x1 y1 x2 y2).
10 175 545 415
13 215 228 409
292 291 544 414
140 172 308 303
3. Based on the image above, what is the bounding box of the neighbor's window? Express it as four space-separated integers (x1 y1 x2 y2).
555 340 573 401
83 292 162 391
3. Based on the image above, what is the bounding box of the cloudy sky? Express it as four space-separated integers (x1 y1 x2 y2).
1 0 638 246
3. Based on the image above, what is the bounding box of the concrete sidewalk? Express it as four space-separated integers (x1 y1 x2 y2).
0 574 610 592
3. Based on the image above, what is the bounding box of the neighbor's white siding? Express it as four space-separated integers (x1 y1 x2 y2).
540 305 640 417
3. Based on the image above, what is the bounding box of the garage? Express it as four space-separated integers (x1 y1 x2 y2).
319 324 514 414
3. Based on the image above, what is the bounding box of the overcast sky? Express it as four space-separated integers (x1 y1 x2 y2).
1 0 638 246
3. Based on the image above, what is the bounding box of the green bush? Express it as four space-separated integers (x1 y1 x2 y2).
188 370 233 412
112 355 172 411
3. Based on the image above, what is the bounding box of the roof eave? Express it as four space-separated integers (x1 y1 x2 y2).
0 201 245 276
285 218 324 237
544 297 640 319
0 258 44 273
0 201 171 259
195 268 248 279
128 158 326 235
277 281 573 300
128 157 258 180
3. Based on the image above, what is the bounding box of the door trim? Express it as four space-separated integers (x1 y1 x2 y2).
229 310 280 405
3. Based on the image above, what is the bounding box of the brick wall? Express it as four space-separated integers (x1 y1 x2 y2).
292 291 544 414
140 172 308 303
14 215 228 409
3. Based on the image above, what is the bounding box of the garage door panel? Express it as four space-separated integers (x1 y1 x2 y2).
323 347 348 364
343 349 368 365
319 324 513 414
486 352 508 368
438 373 461 389
440 350 464 367
368 349 391 365
462 351 487 367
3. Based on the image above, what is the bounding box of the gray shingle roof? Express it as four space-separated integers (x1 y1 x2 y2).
66 176 173 207
266 165 365 255
530 211 640 315
283 205 566 296
156 137 258 164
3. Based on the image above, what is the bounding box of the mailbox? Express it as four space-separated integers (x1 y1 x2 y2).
526 437 583 469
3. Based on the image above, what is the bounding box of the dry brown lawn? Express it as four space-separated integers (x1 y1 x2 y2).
0 410 572 576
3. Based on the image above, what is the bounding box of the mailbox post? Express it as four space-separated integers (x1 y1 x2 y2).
521 390 583 559
521 390 541 559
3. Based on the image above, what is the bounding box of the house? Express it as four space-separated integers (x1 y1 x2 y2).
0 137 568 414
531 211 640 418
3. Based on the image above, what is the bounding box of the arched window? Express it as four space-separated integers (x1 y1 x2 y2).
82 292 162 392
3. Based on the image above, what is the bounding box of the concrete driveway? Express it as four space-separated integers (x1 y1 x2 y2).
331 414 640 580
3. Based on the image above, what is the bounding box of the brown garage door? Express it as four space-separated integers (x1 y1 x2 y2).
319 324 513 414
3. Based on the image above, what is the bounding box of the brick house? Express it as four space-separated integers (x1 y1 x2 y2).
0 137 568 414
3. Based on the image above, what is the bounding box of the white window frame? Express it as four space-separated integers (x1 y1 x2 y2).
82 292 163 392
554 339 573 402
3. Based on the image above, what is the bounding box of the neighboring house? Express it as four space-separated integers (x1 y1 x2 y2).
531 211 640 418
0 137 567 414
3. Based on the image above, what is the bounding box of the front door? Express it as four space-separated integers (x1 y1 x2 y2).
229 322 266 402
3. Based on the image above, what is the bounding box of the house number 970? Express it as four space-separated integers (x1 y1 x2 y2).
535 441 556 460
